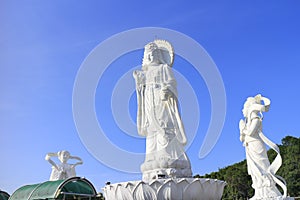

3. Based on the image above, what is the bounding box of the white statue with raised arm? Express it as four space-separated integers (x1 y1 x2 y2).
239 94 292 200
45 150 83 181
133 40 192 182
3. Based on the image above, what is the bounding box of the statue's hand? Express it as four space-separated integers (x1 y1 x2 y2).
45 155 51 160
239 119 246 132
133 70 139 79
240 134 245 142
239 119 246 143
133 70 145 89
133 70 144 80
160 87 171 101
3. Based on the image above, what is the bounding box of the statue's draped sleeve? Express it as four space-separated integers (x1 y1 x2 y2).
245 106 287 197
162 65 187 145
136 64 187 145
135 73 146 136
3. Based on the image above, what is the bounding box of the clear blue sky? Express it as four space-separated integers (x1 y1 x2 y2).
1 0 300 194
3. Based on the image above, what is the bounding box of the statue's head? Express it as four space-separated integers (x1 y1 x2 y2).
242 94 270 117
58 150 70 163
142 40 174 69
242 97 257 117
142 42 163 68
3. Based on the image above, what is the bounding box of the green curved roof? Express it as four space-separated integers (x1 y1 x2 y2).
0 191 10 200
9 177 97 200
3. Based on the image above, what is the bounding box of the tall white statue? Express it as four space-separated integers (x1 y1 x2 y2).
45 150 83 181
133 40 192 182
103 39 226 200
239 94 289 200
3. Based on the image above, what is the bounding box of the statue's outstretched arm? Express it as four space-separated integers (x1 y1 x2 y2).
133 70 145 90
45 152 59 170
69 156 83 167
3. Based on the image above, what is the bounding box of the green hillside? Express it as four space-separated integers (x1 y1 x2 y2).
194 136 300 199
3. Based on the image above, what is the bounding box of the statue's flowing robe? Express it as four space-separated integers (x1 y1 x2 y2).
136 64 186 144
50 163 76 181
244 110 287 198
135 64 188 163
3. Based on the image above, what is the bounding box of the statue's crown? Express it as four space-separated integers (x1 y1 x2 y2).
144 42 158 52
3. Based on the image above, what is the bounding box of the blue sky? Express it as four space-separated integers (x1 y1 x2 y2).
1 0 300 194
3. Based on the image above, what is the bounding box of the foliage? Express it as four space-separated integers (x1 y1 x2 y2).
194 136 300 199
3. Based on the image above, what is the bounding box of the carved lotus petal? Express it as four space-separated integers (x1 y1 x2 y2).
157 179 181 200
103 178 226 200
124 182 135 192
182 179 203 200
149 180 162 191
115 185 133 200
202 179 215 199
177 178 189 191
132 181 157 200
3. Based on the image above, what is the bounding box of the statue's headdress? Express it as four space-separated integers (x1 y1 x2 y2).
243 94 271 118
142 39 174 68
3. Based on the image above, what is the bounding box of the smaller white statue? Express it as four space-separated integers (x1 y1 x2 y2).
239 94 289 200
45 150 83 181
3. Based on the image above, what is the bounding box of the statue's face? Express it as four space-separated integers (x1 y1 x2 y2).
145 49 159 65
58 151 70 163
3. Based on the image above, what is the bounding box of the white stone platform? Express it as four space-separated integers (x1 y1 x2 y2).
103 177 226 200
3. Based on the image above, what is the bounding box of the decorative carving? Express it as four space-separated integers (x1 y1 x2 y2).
103 178 226 200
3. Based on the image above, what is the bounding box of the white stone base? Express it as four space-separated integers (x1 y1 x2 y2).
250 197 294 200
103 178 226 200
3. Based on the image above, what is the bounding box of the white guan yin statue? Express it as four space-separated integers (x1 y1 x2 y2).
45 150 83 181
102 39 226 200
133 40 192 182
240 94 293 200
